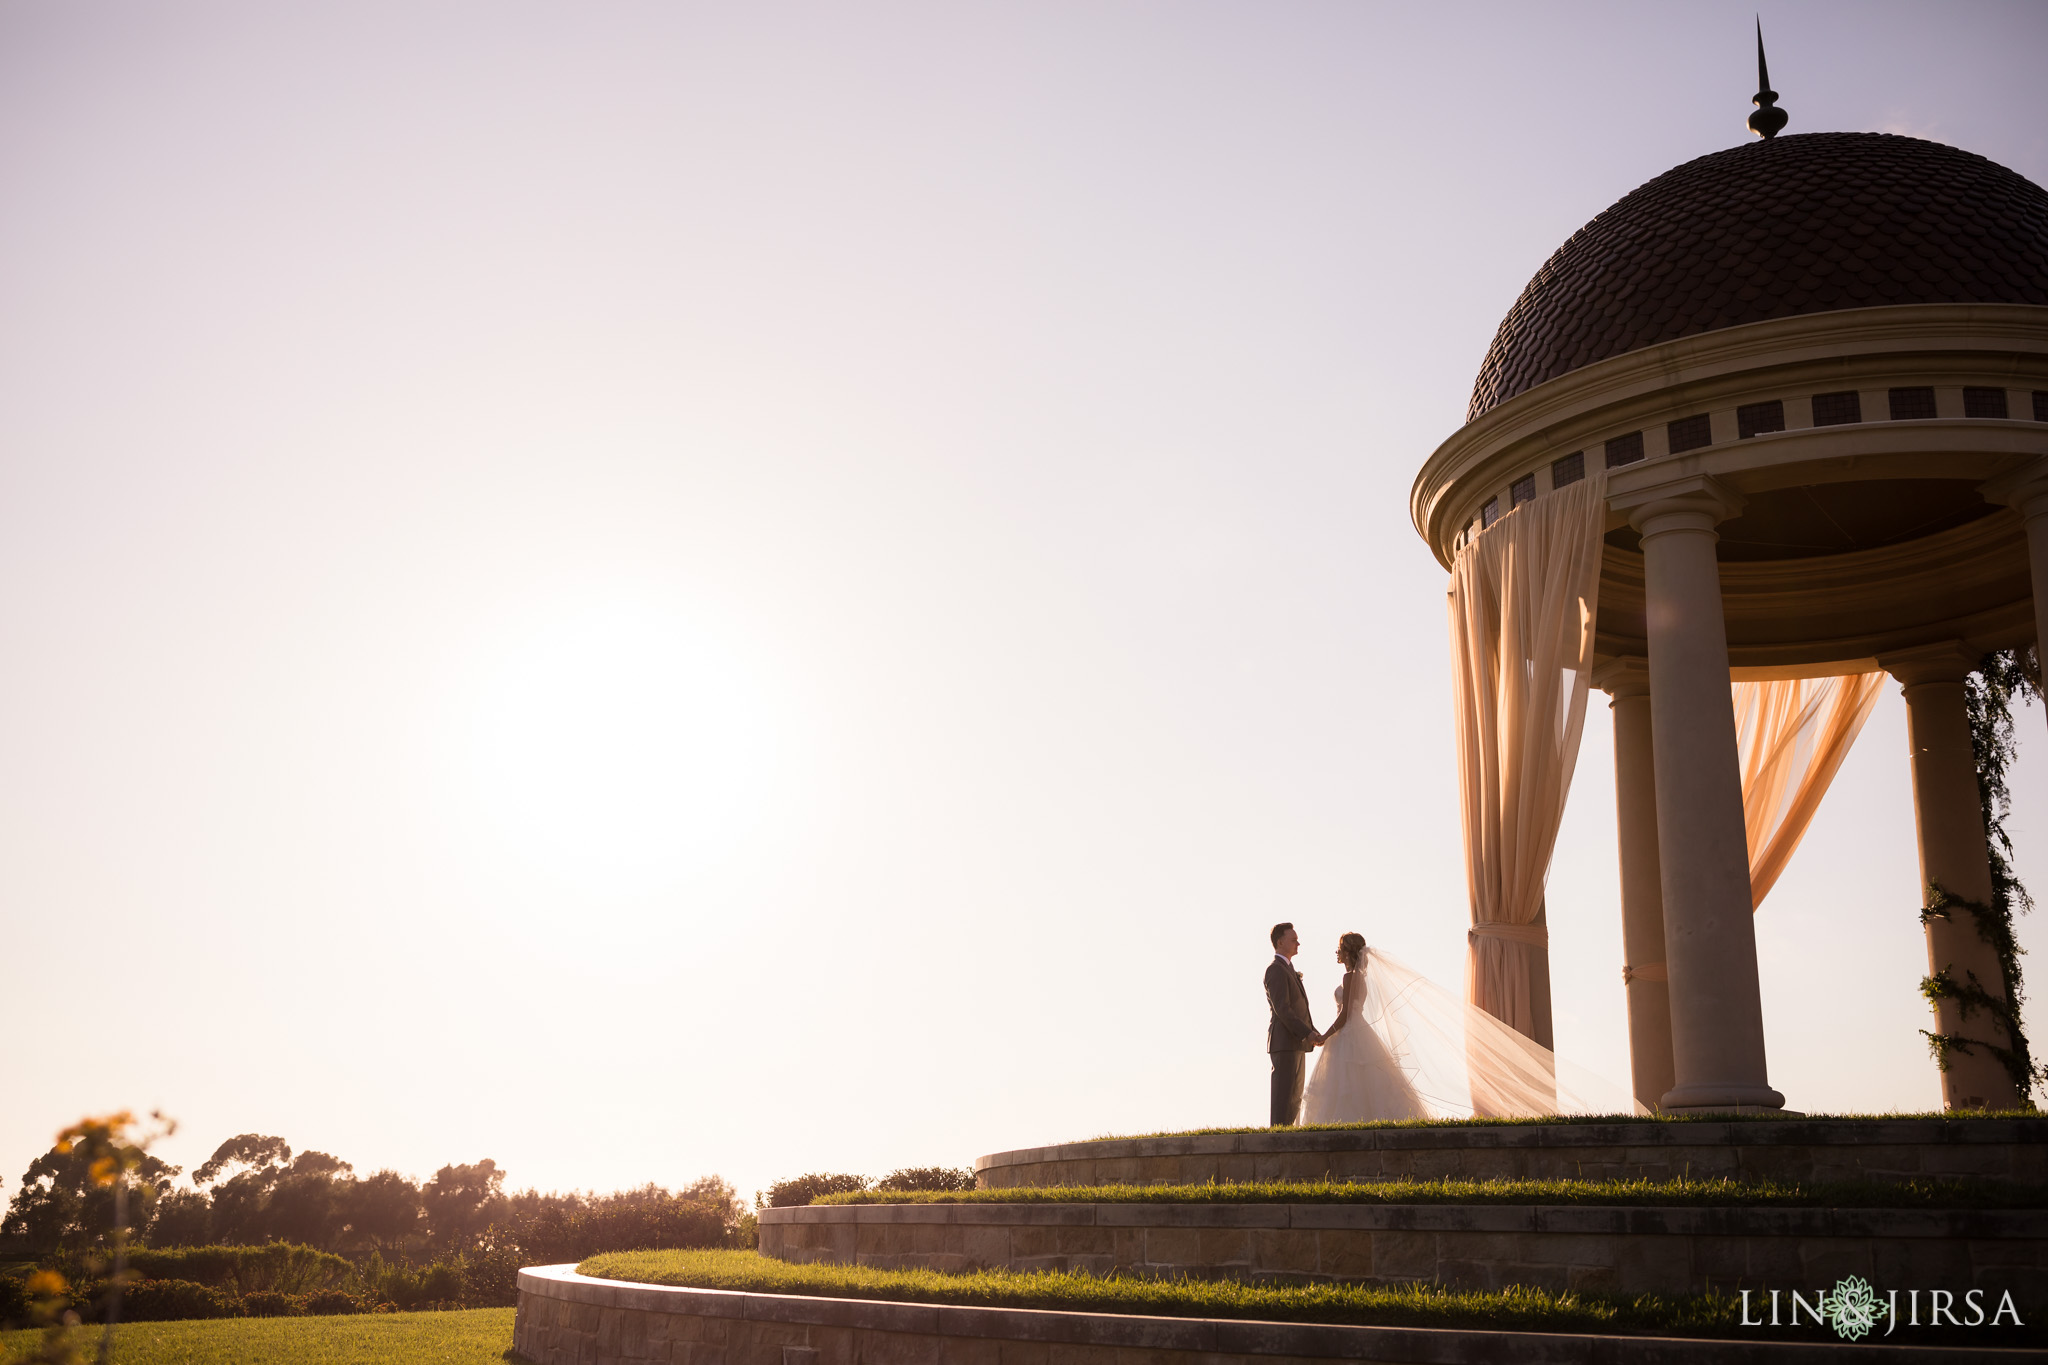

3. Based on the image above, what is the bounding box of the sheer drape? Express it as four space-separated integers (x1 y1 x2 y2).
1446 476 1607 1039
1733 672 1884 909
1358 949 1645 1117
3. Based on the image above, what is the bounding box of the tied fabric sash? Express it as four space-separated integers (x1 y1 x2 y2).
1622 962 1668 985
1468 922 1549 948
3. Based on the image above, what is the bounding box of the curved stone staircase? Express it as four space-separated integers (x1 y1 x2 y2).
518 1117 2048 1363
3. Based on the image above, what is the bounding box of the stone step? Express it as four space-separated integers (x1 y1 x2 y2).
974 1118 2048 1189
514 1264 2038 1362
758 1200 2048 1300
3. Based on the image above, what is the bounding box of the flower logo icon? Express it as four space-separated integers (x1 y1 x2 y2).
1825 1276 1881 1341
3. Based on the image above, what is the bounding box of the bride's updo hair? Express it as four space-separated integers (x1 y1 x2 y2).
1338 932 1366 969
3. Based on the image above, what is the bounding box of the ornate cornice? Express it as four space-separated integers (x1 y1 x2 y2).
1412 302 2048 566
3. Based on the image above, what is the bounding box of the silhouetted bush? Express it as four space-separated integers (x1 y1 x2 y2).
119 1278 239 1322
305 1289 367 1315
0 1272 28 1328
874 1167 975 1193
125 1243 351 1295
505 1182 743 1263
758 1173 870 1209
459 1245 523 1308
240 1290 302 1317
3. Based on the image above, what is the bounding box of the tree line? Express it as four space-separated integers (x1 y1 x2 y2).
2 1130 749 1264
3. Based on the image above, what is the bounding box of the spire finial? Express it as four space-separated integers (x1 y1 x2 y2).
1748 17 1788 139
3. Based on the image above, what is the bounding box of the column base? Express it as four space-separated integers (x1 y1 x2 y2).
1660 1082 1786 1111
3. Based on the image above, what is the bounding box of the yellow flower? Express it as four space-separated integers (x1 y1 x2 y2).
26 1269 70 1297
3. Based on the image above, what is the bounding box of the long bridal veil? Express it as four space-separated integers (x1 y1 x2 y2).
1359 949 1646 1118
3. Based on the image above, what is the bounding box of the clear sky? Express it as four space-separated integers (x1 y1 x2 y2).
4 1 2048 1207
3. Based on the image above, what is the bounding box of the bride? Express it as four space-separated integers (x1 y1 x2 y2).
1301 931 1644 1122
1301 933 1428 1122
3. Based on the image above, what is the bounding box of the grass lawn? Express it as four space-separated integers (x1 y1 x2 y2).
578 1249 2046 1347
815 1174 2040 1209
1 1308 520 1365
581 1248 1740 1338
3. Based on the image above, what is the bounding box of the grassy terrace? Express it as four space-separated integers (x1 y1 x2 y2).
811 1175 2044 1209
579 1248 1751 1339
0 1308 519 1365
1069 1109 2040 1142
577 1249 2044 1346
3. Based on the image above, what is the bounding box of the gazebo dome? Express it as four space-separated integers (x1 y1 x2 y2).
1467 132 2048 420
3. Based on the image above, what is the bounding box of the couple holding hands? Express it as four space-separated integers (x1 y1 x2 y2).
1263 920 1428 1126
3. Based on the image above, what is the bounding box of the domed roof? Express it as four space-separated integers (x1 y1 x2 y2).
1467 132 2048 420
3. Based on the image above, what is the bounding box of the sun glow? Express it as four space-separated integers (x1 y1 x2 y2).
456 601 785 893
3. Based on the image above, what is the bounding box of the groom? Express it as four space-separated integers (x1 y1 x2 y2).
1265 922 1323 1126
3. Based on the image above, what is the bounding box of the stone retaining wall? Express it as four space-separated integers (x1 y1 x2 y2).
758 1202 2047 1298
972 1119 2048 1190
512 1263 2026 1363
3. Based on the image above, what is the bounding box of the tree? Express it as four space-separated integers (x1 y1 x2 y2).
264 1152 354 1248
144 1189 212 1249
4 1112 177 1365
336 1170 423 1255
193 1135 294 1245
422 1160 505 1252
3 1132 177 1254
191 1135 292 1187
677 1175 748 1226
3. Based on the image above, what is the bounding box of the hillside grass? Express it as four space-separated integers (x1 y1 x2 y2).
1073 1109 2040 1143
0 1307 519 1365
813 1174 2042 1209
577 1248 1744 1337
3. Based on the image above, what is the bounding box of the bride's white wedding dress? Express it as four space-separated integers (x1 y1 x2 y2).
1301 968 1429 1123
1298 947 1646 1122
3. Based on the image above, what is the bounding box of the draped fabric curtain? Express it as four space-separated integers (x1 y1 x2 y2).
1360 948 1647 1117
1447 475 1607 1039
1733 672 1884 909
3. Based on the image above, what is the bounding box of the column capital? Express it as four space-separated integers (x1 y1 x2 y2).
1607 473 1745 538
1591 655 1651 700
1878 639 1980 687
1978 457 2048 519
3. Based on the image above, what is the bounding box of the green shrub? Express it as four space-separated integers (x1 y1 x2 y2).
119 1277 241 1322
507 1186 740 1262
241 1289 304 1317
357 1250 468 1311
757 1174 869 1209
304 1289 367 1315
0 1271 27 1328
458 1246 522 1308
126 1243 352 1294
874 1168 974 1193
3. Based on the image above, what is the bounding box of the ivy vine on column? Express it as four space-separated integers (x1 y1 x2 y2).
1919 647 2045 1105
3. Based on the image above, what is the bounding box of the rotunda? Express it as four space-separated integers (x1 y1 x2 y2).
1411 90 2048 1114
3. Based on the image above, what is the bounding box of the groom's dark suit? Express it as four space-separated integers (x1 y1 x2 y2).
1265 955 1319 1126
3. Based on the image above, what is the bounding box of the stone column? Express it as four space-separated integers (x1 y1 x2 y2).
1592 657 1674 1112
1612 474 1785 1113
1878 641 2021 1110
